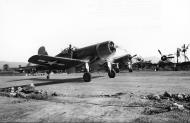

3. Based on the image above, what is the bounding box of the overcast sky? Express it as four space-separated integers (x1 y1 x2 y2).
1 0 190 62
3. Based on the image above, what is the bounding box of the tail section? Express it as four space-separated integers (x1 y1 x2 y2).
38 46 48 55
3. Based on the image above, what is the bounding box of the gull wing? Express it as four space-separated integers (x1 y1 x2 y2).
28 55 86 69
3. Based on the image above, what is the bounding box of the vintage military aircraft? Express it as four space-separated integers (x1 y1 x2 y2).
154 49 175 71
158 49 174 62
180 44 190 62
28 41 117 82
111 54 137 72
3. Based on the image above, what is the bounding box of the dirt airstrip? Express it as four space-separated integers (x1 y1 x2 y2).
0 71 190 122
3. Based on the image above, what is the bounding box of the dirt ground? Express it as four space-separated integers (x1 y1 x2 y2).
0 71 190 122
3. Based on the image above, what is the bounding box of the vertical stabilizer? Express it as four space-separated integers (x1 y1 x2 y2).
38 46 48 55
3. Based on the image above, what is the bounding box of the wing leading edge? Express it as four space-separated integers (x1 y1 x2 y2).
28 55 86 69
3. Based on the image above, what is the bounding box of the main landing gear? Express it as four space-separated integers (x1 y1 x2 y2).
108 69 116 78
128 62 133 72
83 62 91 82
107 61 116 78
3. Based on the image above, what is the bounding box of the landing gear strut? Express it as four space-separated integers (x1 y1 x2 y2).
115 68 120 73
128 61 133 72
113 63 120 73
107 61 116 78
83 62 91 82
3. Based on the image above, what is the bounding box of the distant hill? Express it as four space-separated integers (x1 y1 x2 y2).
0 61 27 69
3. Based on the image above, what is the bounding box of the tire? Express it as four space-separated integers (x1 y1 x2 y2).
83 72 91 82
115 68 120 73
129 69 133 72
108 69 116 78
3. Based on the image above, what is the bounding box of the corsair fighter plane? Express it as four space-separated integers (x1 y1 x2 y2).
111 54 137 72
28 41 117 82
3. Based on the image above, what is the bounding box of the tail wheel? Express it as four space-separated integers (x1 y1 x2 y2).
129 69 133 72
83 72 91 82
108 69 116 78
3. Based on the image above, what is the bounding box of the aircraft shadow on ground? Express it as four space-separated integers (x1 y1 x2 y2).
7 76 104 86
34 76 103 87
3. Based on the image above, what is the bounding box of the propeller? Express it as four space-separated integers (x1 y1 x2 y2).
181 44 190 52
158 49 174 61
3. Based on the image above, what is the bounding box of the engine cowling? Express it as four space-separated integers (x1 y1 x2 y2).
96 41 116 59
72 41 116 60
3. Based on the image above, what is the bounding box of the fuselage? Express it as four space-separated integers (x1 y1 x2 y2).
56 41 116 68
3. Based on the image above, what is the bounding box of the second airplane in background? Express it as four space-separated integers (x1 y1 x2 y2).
111 54 137 73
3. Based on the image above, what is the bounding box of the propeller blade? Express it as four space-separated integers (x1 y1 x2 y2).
186 44 190 49
132 54 137 58
167 56 174 59
168 54 174 56
158 49 162 56
185 55 189 61
182 44 185 49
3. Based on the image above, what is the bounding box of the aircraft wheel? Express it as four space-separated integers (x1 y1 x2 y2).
108 69 116 78
83 72 91 82
115 68 120 73
129 69 133 72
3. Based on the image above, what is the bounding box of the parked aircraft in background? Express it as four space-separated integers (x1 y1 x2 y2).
180 44 190 62
158 49 174 62
111 54 137 72
28 41 117 82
